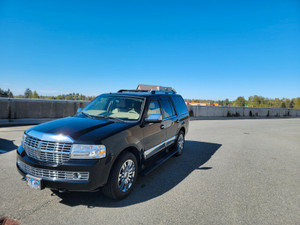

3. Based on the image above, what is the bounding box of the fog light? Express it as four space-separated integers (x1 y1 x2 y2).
73 172 81 180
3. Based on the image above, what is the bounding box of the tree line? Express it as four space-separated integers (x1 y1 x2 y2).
234 96 300 109
186 95 300 109
1 88 300 109
0 88 94 101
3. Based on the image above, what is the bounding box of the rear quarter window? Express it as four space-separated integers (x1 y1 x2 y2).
171 95 188 115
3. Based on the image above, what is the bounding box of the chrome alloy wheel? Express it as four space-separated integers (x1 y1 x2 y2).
118 159 136 193
177 133 184 153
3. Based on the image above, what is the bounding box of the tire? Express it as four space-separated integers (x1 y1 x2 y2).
102 151 138 200
174 130 185 156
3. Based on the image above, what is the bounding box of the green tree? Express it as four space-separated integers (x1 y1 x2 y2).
8 89 14 98
273 98 281 108
44 96 55 100
281 101 286 108
66 95 73 100
0 88 13 97
294 98 300 109
289 98 295 108
224 98 230 106
248 95 262 107
32 90 39 99
24 88 32 98
253 95 262 107
233 96 246 107
56 95 64 100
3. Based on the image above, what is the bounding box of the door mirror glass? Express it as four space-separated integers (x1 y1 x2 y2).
145 114 162 123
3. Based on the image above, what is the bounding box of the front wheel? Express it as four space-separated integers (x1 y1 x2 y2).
174 130 185 156
102 151 138 200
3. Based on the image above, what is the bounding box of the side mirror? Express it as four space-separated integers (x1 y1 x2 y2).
145 114 162 123
77 108 82 113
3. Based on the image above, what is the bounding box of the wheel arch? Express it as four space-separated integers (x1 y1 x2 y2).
112 145 141 168
179 127 186 136
102 146 140 200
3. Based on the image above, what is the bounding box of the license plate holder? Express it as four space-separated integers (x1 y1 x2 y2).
26 175 42 190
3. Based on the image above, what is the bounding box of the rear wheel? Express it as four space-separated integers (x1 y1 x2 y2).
174 130 185 156
102 151 138 200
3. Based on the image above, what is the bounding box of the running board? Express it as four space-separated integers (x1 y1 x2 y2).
141 149 178 176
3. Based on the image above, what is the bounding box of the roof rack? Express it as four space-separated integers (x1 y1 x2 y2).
118 84 176 95
136 84 176 93
117 89 176 94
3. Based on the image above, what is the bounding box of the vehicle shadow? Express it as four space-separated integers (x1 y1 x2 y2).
54 140 222 207
0 138 18 154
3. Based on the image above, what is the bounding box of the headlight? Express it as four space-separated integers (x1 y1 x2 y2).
70 144 106 159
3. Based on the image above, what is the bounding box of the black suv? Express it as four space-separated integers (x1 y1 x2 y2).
16 89 189 200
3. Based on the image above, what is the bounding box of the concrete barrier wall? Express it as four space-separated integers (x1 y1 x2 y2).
187 105 300 118
1 98 300 126
0 98 90 125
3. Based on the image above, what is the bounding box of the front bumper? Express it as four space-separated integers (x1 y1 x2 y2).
16 146 112 191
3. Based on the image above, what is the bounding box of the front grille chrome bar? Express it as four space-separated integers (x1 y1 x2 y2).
23 133 73 164
17 159 89 181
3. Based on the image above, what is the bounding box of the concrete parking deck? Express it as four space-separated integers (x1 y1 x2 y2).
0 119 299 225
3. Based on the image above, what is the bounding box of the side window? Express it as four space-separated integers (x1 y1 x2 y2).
171 95 188 115
160 99 175 118
147 100 161 117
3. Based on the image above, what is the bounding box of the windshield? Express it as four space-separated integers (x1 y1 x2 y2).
80 95 145 121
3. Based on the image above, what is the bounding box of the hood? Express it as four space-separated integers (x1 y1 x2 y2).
27 116 135 143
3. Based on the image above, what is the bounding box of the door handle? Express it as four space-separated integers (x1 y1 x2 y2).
160 124 165 129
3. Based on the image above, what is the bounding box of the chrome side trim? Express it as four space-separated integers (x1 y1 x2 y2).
144 135 176 159
27 130 74 143
144 142 165 159
165 135 176 147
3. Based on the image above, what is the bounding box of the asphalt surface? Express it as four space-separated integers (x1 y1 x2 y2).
0 119 299 225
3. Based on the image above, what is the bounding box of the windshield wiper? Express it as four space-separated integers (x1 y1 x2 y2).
80 112 94 119
95 115 124 122
80 113 125 122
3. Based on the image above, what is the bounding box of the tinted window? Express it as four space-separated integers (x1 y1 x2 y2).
147 100 161 116
171 95 188 115
160 99 174 118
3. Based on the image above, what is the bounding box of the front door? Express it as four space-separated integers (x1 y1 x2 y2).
142 99 167 159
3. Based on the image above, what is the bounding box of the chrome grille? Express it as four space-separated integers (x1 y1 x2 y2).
17 160 89 181
23 134 72 164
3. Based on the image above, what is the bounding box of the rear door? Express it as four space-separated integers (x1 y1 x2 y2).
159 97 178 147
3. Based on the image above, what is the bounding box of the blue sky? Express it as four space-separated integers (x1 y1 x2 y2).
0 0 299 100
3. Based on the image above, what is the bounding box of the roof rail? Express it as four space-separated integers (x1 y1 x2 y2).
118 89 149 93
150 90 176 94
